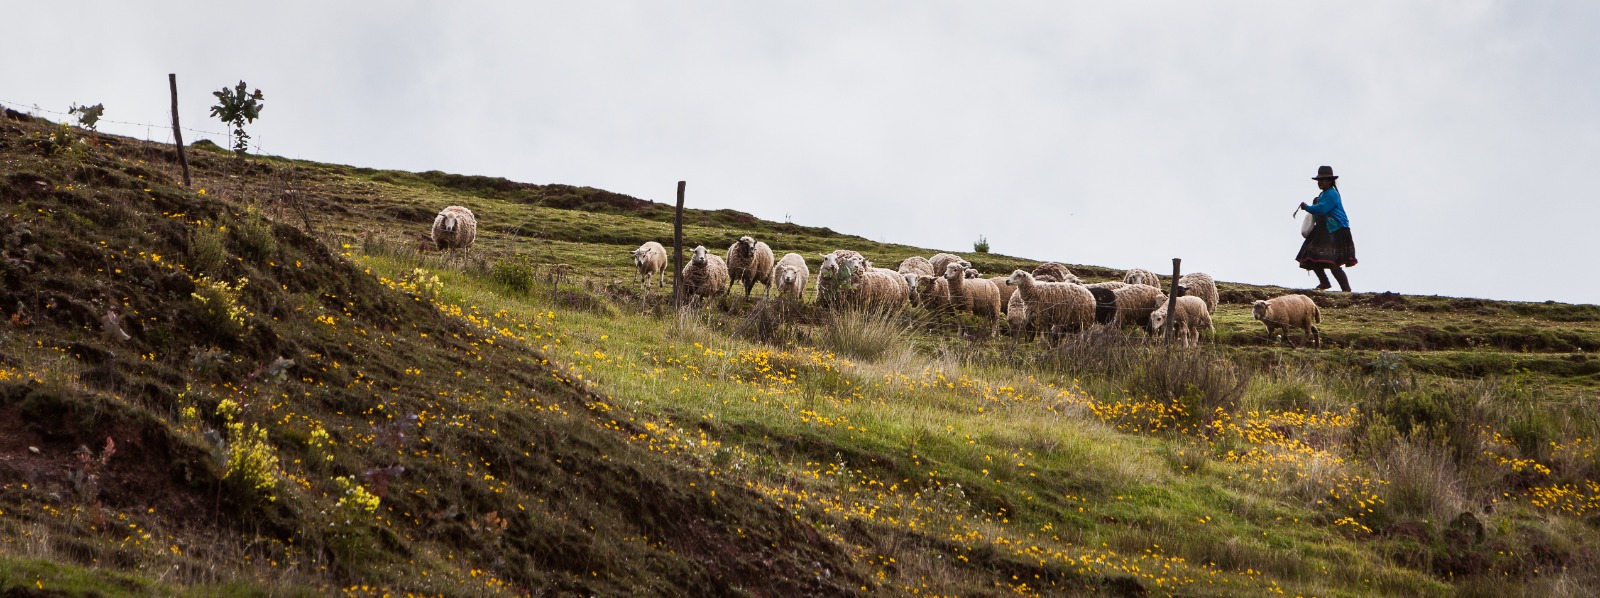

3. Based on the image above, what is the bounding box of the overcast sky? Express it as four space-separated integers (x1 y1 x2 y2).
7 2 1598 304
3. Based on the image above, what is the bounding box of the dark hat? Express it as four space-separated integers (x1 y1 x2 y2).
1312 165 1339 180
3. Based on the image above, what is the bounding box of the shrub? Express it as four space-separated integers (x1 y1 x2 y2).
973 235 990 254
218 399 280 502
819 309 913 362
188 222 228 275
191 275 251 339
490 257 537 296
231 206 278 263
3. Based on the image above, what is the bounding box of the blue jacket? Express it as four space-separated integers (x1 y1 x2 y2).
1303 187 1349 233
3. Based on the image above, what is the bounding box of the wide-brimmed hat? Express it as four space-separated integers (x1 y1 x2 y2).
1311 165 1339 180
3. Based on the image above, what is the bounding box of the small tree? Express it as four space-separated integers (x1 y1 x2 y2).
210 81 265 157
69 103 105 132
973 235 990 254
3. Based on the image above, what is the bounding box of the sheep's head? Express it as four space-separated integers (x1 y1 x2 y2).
691 245 709 265
1251 300 1269 320
943 262 964 281
439 214 458 233
818 254 838 275
780 267 796 286
1150 309 1168 332
1005 269 1033 287
735 236 756 257
1174 283 1189 297
964 268 981 279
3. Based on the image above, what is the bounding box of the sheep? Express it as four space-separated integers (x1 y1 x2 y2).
772 253 809 301
911 274 951 313
825 249 871 269
1177 272 1218 313
964 268 982 279
1110 284 1169 333
898 256 934 278
680 245 731 302
1149 296 1214 347
838 255 907 312
989 276 1017 312
726 236 775 297
431 206 478 250
1123 268 1160 288
1253 294 1322 348
629 241 668 288
1006 292 1033 341
816 253 844 307
929 253 969 279
944 262 1002 332
1084 284 1121 325
1032 263 1082 284
1005 270 1095 346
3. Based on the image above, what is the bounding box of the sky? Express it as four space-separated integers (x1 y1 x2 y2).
7 2 1598 304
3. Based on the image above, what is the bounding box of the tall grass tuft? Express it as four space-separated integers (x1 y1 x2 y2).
819 309 915 362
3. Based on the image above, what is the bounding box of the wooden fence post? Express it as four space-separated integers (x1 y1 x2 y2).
1165 258 1181 343
168 74 191 187
671 181 686 310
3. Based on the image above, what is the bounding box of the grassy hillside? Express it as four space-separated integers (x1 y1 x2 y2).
2 110 1598 597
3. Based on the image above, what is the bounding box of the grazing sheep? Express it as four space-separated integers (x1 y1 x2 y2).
1177 272 1218 312
431 206 478 250
1006 292 1033 341
1005 270 1095 346
1110 284 1169 333
839 255 907 312
680 245 731 302
772 253 809 301
989 276 1017 312
1032 263 1082 284
929 253 969 279
1253 294 1322 348
1084 283 1123 325
726 236 776 297
944 262 1002 332
898 256 934 278
630 241 668 288
1150 296 1214 347
1123 268 1160 288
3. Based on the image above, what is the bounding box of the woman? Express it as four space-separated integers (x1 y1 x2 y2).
1296 165 1357 292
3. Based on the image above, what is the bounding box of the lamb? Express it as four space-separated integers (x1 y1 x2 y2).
1149 296 1214 347
772 253 809 301
1253 294 1322 348
1006 292 1033 341
1177 272 1218 312
1005 270 1095 345
1123 268 1160 288
1032 263 1082 284
680 245 731 302
629 241 668 288
431 206 478 250
944 262 1002 331
1110 284 1170 333
726 236 775 297
929 253 969 279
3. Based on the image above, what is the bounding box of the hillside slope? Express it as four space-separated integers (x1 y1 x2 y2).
3 110 1600 597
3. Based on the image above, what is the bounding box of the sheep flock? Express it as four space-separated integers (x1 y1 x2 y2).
601 232 1335 349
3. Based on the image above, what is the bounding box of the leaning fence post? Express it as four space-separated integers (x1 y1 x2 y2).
671 181 686 311
168 74 192 187
1165 258 1181 343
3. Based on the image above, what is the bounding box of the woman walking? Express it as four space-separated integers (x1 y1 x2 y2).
1296 165 1357 292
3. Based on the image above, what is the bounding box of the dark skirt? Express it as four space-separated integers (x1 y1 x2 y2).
1297 225 1357 269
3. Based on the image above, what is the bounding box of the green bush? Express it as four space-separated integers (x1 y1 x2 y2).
188 223 228 275
231 206 278 263
490 257 538 296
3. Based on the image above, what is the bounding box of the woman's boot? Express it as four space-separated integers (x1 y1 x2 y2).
1313 269 1332 290
1331 267 1351 293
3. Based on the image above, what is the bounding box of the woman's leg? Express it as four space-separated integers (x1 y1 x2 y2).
1313 269 1332 290
1330 267 1350 292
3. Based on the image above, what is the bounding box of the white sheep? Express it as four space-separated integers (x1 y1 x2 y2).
944 262 1002 332
772 253 809 301
680 245 731 302
1150 296 1214 347
839 255 907 312
989 276 1017 312
1005 270 1095 346
630 241 667 288
1177 272 1218 313
431 206 478 250
726 236 775 297
1110 284 1169 333
1253 294 1322 348
929 253 969 279
1006 292 1032 340
898 256 934 278
1123 268 1160 288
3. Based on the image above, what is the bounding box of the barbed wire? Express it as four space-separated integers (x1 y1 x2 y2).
0 97 272 157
